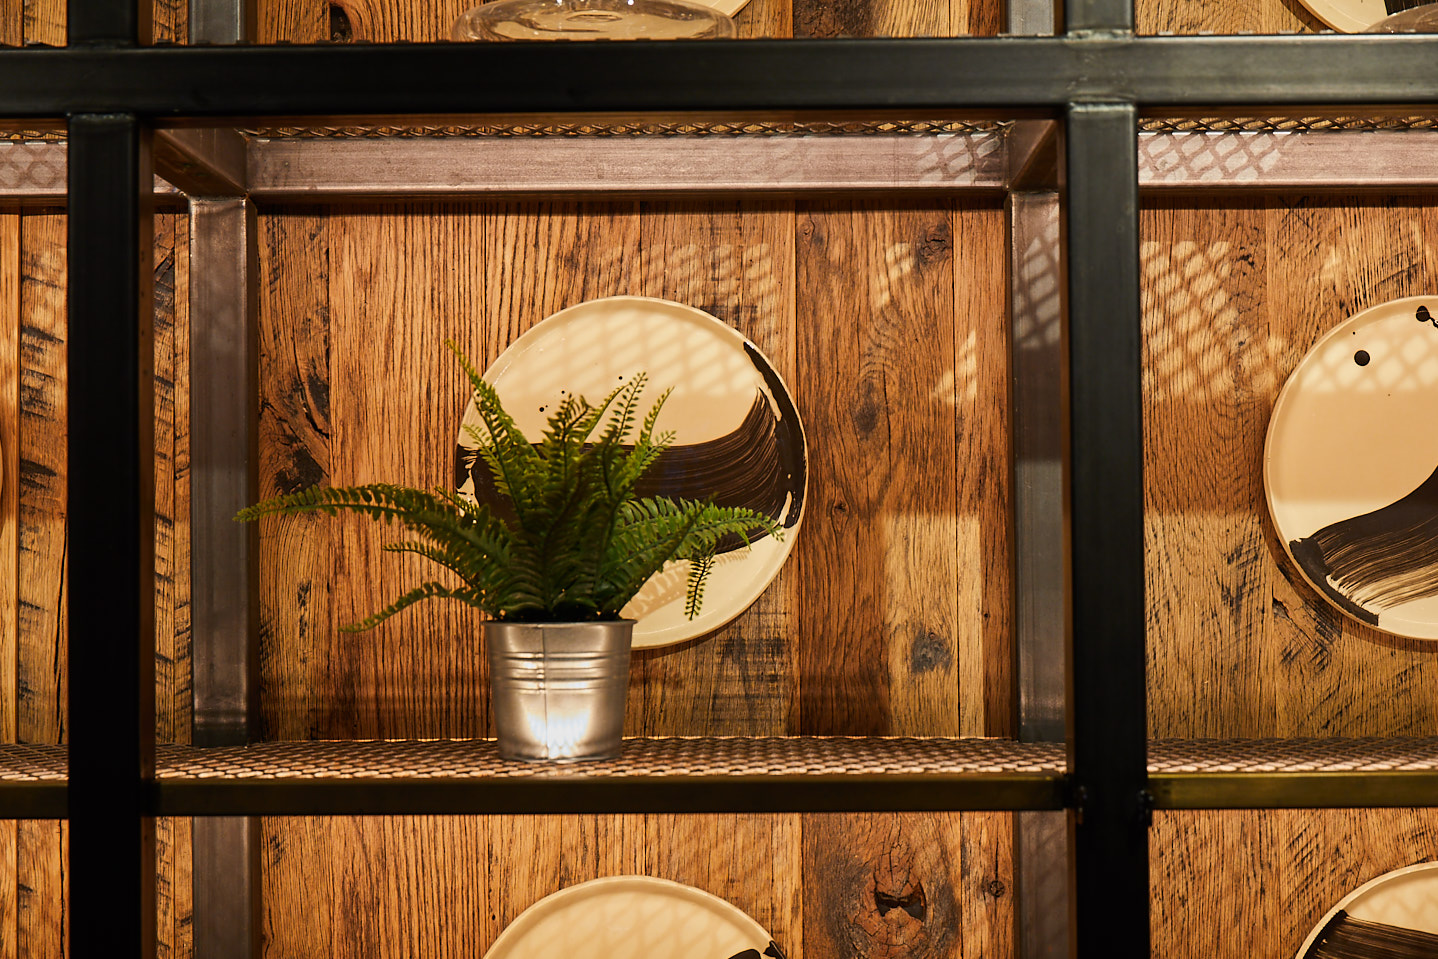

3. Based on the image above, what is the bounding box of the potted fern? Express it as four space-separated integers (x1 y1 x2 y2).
238 342 781 761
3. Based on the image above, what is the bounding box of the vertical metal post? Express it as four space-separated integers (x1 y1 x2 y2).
189 197 261 959
68 0 152 44
190 198 259 750
1006 0 1057 35
1061 0 1132 32
190 0 257 44
1062 102 1148 959
1009 191 1070 959
67 112 157 959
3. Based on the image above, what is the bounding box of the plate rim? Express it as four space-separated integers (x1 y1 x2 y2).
1262 293 1438 641
1294 0 1388 31
473 294 807 649
1294 861 1438 958
483 874 773 959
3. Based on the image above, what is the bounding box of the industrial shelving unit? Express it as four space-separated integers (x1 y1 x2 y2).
3 0 1438 955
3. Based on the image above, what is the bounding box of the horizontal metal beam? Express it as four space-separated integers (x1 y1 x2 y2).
0 784 69 819
155 128 247 196
3 37 1438 118
248 132 1008 198
0 141 179 201
156 774 1070 816
17 127 1438 199
1139 130 1438 190
1151 772 1438 809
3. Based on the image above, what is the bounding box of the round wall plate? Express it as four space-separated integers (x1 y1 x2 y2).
457 296 806 649
484 876 781 959
1296 862 1438 957
1294 0 1390 31
1264 295 1438 640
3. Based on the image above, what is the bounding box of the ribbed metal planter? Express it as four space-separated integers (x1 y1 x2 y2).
484 620 634 761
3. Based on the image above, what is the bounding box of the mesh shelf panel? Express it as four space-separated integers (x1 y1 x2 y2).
239 119 1011 139
1148 737 1438 773
156 737 1065 780
1141 115 1438 133
0 744 67 781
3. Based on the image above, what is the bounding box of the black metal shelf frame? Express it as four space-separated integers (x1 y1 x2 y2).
14 0 1435 953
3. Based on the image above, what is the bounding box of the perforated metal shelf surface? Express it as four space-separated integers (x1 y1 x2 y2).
156 736 1063 779
1147 738 1438 809
153 737 1068 815
7 738 1438 817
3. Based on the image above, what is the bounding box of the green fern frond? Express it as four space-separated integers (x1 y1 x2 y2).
683 552 715 620
239 345 788 628
339 581 464 633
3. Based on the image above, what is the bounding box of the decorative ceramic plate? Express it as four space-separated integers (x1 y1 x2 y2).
1264 295 1438 640
484 876 786 959
1294 0 1421 31
457 296 806 649
1296 862 1438 958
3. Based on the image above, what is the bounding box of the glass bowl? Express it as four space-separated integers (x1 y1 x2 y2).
1367 2 1438 30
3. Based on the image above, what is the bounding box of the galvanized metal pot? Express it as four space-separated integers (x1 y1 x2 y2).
484 619 634 762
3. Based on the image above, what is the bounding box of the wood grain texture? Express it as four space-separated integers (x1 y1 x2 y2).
15 821 63 959
262 0 995 42
802 812 1013 959
327 204 488 738
1144 198 1438 738
952 203 1011 737
792 0 998 38
257 0 325 42
17 212 65 748
796 201 963 737
258 211 335 740
1153 809 1438 959
1136 0 1325 35
21 0 61 44
0 0 18 44
155 213 192 745
0 216 17 744
630 200 797 737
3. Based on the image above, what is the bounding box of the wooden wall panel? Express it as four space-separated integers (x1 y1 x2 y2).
263 813 1007 957
0 208 192 955
1153 809 1438 959
1136 0 1323 35
803 812 1012 959
631 201 797 737
796 201 965 737
17 212 66 748
261 0 999 42
0 0 187 42
1143 198 1438 739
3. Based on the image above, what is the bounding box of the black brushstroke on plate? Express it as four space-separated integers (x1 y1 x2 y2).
1304 909 1438 959
458 344 804 556
1289 463 1438 625
725 943 787 959
1419 304 1437 328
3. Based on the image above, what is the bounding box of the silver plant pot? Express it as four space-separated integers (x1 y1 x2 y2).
484 619 634 761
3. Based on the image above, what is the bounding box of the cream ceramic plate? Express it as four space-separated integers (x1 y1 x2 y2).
457 296 806 649
1296 0 1395 30
1264 295 1438 640
485 876 783 959
1297 862 1438 957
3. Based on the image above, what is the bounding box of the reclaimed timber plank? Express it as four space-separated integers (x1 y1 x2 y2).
794 201 962 737
801 812 1014 958
258 211 335 740
630 199 798 737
